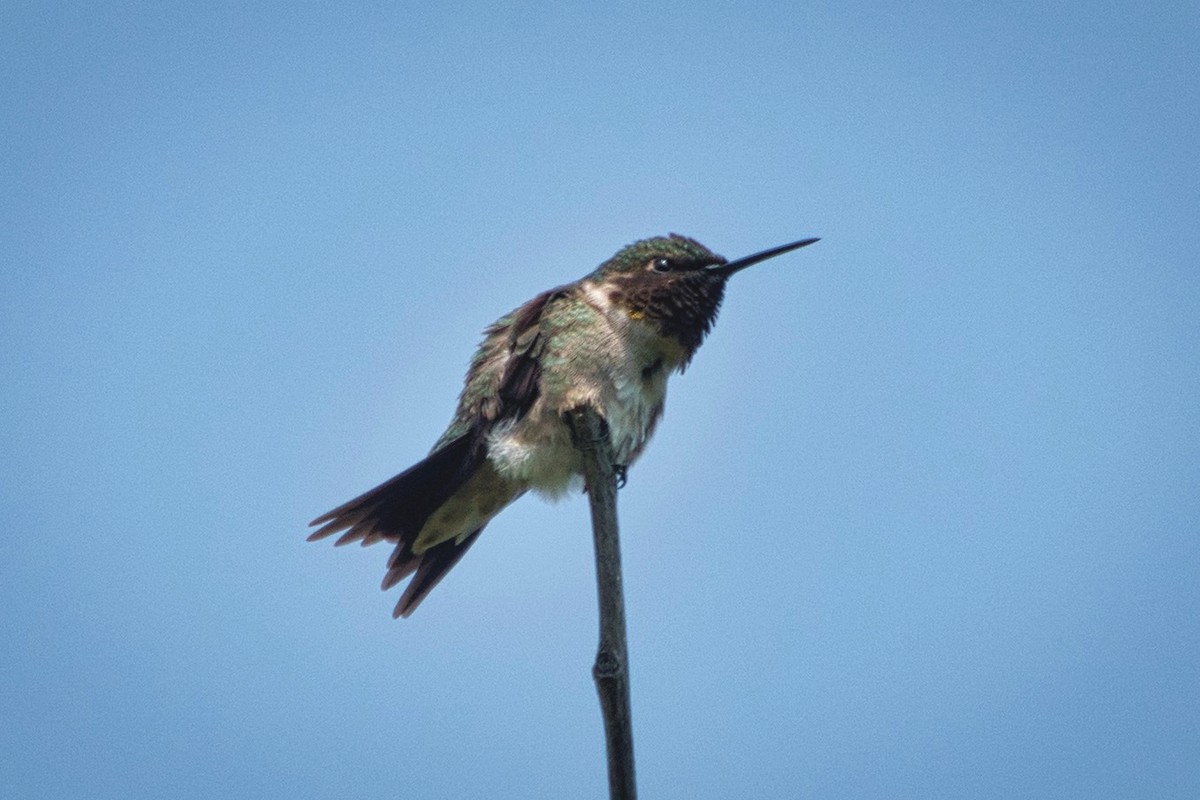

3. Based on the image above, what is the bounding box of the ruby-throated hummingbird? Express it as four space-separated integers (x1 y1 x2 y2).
309 233 819 617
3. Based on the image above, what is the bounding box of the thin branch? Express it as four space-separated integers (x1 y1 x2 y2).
567 406 637 800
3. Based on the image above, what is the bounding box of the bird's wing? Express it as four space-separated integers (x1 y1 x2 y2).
456 282 572 433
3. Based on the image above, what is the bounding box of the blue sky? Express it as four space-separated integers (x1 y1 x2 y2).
2 3 1197 798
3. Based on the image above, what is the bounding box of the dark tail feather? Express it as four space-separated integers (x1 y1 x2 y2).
308 433 478 547
390 528 484 618
308 433 484 615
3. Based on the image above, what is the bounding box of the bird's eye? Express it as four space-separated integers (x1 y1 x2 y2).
651 257 672 273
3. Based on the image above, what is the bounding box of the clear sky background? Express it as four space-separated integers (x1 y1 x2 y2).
3 3 1198 799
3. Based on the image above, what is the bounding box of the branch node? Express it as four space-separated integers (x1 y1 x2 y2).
594 649 622 679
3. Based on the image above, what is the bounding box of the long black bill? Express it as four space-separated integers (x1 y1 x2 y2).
706 237 820 277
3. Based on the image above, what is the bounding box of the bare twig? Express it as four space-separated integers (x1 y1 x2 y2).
567 406 637 800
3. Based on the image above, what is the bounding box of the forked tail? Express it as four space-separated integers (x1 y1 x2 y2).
308 434 488 617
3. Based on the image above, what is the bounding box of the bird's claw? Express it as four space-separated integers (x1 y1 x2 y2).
614 465 628 489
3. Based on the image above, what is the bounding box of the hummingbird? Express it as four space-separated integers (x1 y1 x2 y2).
309 233 819 617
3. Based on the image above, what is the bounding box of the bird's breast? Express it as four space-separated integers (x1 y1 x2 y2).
486 289 680 498
599 352 668 465
485 356 667 499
